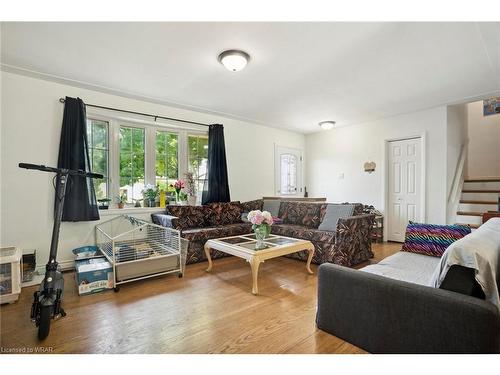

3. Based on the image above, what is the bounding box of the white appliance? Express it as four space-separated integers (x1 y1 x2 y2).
0 246 22 304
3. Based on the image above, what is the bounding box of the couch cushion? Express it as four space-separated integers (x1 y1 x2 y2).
401 222 471 257
271 224 336 243
430 218 500 310
207 201 243 226
263 199 281 217
278 202 322 228
182 223 252 242
241 199 263 212
165 205 209 229
318 204 355 231
361 251 441 286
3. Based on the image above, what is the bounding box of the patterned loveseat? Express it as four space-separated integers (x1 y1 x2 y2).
151 200 374 266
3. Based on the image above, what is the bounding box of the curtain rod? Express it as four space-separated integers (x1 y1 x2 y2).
59 98 211 127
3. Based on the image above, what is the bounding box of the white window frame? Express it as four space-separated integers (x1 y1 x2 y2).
86 109 207 208
87 117 111 200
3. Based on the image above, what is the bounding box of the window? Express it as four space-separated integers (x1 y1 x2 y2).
280 153 297 195
87 119 109 199
86 111 207 209
275 145 302 196
155 131 179 191
119 126 145 203
188 135 208 200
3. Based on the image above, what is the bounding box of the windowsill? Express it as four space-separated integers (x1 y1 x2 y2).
99 207 164 216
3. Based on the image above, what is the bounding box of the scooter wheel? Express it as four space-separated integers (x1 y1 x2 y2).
38 306 51 340
178 273 183 278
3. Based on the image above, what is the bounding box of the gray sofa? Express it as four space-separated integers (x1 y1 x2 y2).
316 220 500 353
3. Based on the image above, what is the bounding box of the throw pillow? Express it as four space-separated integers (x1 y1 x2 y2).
165 205 209 229
318 204 355 232
279 202 322 228
401 222 471 257
262 199 281 217
207 201 243 226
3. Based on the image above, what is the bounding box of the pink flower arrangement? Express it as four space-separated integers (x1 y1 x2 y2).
248 210 273 241
173 180 185 191
247 210 274 226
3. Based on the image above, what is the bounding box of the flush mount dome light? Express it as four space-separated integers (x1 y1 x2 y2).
218 49 250 72
319 121 336 130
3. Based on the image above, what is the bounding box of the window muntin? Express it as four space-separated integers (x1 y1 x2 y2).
86 119 109 200
119 126 145 203
155 131 179 191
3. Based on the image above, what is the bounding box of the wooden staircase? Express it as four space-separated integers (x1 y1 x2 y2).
456 178 500 228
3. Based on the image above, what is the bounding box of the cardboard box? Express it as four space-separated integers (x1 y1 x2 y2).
75 258 113 295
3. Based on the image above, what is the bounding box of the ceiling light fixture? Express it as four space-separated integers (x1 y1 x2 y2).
218 49 250 72
319 121 336 130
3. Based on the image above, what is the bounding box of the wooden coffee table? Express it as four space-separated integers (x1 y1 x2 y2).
204 234 315 295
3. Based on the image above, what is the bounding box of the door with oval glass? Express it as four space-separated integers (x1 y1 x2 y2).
387 137 422 242
275 145 302 196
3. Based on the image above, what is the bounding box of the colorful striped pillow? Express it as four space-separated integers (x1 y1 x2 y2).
401 222 471 257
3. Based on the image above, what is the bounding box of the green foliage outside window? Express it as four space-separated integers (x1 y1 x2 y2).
155 131 179 191
188 135 208 196
87 119 109 200
119 126 145 202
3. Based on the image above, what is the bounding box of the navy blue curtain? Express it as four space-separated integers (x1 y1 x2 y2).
202 124 230 204
57 96 99 221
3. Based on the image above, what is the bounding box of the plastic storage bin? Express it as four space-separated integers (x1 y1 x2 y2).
0 246 22 304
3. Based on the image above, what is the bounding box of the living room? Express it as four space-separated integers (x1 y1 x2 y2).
1 1 500 372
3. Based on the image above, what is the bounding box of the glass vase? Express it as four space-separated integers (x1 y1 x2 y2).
254 225 268 250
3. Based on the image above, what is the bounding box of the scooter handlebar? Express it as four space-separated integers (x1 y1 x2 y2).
19 163 103 179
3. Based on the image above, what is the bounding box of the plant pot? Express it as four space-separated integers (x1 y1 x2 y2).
253 225 269 250
118 203 124 209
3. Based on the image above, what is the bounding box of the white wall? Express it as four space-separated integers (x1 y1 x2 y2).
467 100 500 177
306 106 448 227
446 104 468 223
0 71 305 268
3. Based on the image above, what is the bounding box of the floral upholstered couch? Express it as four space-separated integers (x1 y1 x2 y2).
151 200 375 266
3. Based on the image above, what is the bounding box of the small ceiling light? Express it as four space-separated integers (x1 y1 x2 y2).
319 121 336 130
218 49 250 72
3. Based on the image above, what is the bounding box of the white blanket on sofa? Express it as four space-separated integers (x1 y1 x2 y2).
429 218 500 311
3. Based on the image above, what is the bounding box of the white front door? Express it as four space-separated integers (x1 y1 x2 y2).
275 145 302 196
387 137 422 242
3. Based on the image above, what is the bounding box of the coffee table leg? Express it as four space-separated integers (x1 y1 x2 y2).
250 258 261 295
204 244 213 272
306 246 315 274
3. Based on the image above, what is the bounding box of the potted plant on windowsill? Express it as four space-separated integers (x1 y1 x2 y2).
170 179 186 204
178 192 188 205
142 184 159 207
116 194 127 209
97 198 111 210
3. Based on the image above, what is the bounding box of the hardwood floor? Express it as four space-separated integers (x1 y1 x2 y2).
0 242 400 354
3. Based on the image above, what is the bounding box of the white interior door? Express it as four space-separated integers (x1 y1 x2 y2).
275 145 302 196
387 137 422 242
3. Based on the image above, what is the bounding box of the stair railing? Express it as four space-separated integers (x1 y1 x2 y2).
447 142 468 223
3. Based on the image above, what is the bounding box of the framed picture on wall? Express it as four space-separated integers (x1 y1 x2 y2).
483 97 500 116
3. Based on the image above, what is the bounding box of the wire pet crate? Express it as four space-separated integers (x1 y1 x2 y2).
95 215 188 291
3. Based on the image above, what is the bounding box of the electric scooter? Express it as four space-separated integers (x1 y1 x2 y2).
19 163 103 340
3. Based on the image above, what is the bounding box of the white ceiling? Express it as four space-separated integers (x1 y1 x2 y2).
2 22 500 133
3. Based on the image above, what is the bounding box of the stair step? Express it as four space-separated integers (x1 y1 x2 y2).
457 211 484 217
465 177 500 183
459 200 497 204
462 190 500 193
455 223 480 229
